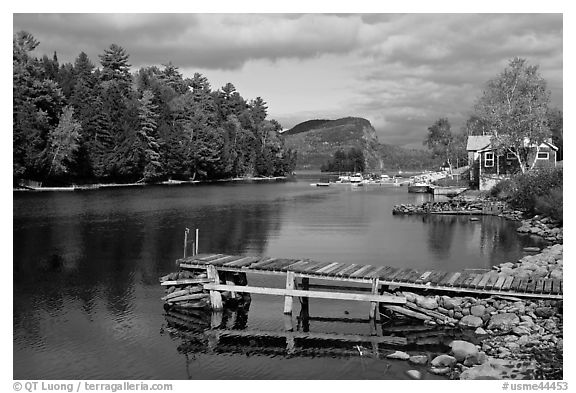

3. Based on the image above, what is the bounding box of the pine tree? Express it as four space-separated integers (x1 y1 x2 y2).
138 90 162 181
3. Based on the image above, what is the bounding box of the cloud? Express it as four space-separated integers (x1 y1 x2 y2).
12 13 562 147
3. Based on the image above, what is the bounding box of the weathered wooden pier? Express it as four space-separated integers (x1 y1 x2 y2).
162 253 563 320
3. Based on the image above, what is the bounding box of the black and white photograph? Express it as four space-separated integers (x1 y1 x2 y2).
12 10 565 383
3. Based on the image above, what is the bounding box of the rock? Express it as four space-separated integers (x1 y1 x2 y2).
416 296 438 310
386 351 410 360
557 339 563 351
409 355 428 365
403 292 418 303
451 340 479 363
405 370 422 379
475 327 487 335
487 313 520 331
460 358 517 379
512 326 531 336
513 269 532 278
460 315 484 328
520 261 538 271
534 307 555 318
431 354 457 368
429 367 451 375
454 311 463 319
517 335 529 346
462 308 470 316
437 306 449 315
550 269 563 280
441 296 462 310
470 305 486 317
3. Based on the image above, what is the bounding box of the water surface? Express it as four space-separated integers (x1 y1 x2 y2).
13 179 545 379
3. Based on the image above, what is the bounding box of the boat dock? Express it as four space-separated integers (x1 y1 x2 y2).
168 254 562 317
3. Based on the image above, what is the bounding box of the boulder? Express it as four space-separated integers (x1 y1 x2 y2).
534 307 555 318
475 327 487 335
441 296 462 310
405 370 422 380
470 305 486 317
512 326 531 336
550 269 563 280
386 350 410 360
460 358 517 380
429 367 450 375
431 354 456 368
409 355 428 365
416 296 438 310
459 315 484 328
450 340 479 363
487 313 519 331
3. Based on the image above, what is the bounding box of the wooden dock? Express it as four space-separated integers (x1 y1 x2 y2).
174 254 563 316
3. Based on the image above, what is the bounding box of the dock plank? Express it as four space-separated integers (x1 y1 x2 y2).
282 260 308 272
366 266 389 279
484 274 499 290
306 261 335 274
534 279 545 294
439 272 458 287
321 263 348 276
346 265 373 278
502 276 515 291
427 271 448 285
550 280 561 295
223 256 261 267
198 254 226 262
326 263 353 276
415 271 432 284
249 257 278 269
315 262 341 275
210 255 243 266
344 265 366 277
335 264 359 277
469 274 484 289
476 273 492 289
452 272 468 288
510 277 524 292
493 276 507 290
388 269 411 282
266 259 300 271
380 267 401 281
351 265 378 278
543 279 552 294
405 270 423 284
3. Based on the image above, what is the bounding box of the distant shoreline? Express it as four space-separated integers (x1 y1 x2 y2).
13 176 289 192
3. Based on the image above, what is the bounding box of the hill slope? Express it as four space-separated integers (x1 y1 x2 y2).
281 117 382 170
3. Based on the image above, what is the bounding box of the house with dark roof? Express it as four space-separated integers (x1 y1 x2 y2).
466 135 558 190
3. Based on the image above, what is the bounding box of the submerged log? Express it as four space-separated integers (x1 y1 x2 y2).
167 293 209 303
161 286 205 301
382 305 432 321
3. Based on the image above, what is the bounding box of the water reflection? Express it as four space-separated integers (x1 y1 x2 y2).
13 181 547 379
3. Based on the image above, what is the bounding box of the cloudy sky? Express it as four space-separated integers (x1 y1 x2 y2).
13 13 563 147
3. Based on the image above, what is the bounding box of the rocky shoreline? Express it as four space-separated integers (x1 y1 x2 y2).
388 197 563 380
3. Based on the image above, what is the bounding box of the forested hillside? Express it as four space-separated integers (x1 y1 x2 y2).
13 31 297 186
282 117 382 170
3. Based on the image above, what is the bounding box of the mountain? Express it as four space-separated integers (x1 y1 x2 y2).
281 117 383 170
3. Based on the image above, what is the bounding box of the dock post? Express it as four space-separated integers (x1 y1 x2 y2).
369 278 379 321
225 272 236 299
183 228 190 258
206 265 223 310
283 271 296 314
300 277 309 307
195 229 199 255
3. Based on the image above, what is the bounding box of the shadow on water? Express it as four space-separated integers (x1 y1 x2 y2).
161 297 481 379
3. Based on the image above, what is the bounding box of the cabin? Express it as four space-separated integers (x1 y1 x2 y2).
466 135 558 191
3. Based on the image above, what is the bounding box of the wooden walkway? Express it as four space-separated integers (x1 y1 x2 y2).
177 253 563 300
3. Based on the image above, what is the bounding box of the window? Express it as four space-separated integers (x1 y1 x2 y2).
506 152 516 160
484 152 494 167
536 152 549 160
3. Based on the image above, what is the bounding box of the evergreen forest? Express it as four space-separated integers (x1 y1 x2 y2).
13 31 297 186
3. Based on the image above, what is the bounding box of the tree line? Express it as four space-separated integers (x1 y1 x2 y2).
13 31 297 186
320 148 365 173
424 58 563 172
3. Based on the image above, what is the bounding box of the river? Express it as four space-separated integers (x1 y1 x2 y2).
13 178 546 379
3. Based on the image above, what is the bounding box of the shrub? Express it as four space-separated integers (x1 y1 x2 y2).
535 186 563 223
492 167 563 215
